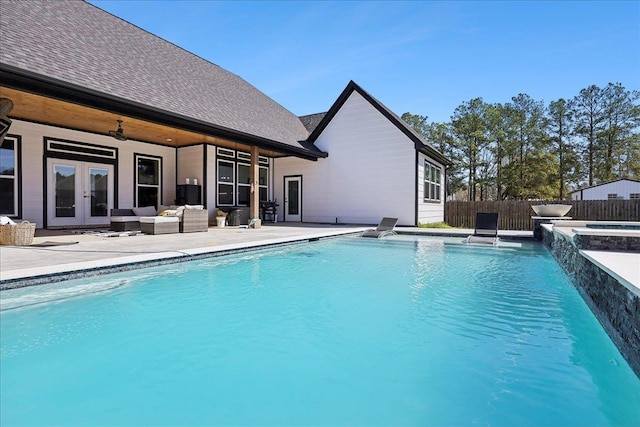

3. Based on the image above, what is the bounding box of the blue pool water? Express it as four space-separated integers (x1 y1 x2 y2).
1 236 639 426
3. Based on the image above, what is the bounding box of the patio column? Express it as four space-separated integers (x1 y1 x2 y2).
250 145 260 220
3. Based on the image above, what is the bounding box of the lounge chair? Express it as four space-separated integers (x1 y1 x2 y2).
362 217 398 238
466 212 499 245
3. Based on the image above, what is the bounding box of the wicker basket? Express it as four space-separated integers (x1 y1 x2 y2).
0 221 36 246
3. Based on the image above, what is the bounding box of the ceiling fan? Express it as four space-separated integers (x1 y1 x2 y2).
109 119 128 141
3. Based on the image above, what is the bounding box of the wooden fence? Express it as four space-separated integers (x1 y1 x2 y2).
445 200 640 230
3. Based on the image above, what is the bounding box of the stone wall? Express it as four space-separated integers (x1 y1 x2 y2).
573 234 640 251
543 227 640 376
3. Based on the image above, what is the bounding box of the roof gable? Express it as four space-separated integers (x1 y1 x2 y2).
0 0 315 154
307 81 451 166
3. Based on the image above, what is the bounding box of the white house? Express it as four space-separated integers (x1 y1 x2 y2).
0 0 449 229
570 179 640 200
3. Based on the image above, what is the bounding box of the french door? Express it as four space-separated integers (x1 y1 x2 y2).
284 176 302 222
47 159 114 227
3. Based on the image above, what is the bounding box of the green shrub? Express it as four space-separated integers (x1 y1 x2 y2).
418 222 453 229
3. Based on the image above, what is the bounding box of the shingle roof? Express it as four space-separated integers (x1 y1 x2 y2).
299 113 327 133
0 0 312 152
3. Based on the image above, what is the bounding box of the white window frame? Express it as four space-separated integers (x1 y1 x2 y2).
0 135 19 216
258 165 269 201
423 160 442 203
135 154 161 208
236 162 251 206
216 148 271 206
217 159 235 206
629 193 639 200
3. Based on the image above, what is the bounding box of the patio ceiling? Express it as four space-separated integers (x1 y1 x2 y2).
1 86 293 158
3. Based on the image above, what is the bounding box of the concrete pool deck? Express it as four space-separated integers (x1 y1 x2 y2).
0 224 532 287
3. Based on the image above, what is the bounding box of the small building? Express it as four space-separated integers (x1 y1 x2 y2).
570 179 640 200
0 0 449 229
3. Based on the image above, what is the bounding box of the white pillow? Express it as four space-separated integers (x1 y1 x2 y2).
185 204 204 210
132 206 157 216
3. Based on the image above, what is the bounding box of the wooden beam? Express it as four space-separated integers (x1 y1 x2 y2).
250 145 260 219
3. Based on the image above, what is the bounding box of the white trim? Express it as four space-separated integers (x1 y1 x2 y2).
217 158 235 206
0 135 18 216
135 154 161 208
216 147 235 158
47 138 117 160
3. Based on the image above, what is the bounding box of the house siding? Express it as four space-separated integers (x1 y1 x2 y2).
8 119 176 227
274 91 421 226
177 145 205 188
572 180 640 200
416 152 445 224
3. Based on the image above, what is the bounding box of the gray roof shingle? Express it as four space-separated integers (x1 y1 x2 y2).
0 0 311 150
299 113 327 133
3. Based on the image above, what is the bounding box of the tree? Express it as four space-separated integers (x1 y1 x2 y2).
450 98 489 201
400 82 639 201
424 121 465 197
501 94 551 199
572 85 605 186
547 98 578 199
400 112 429 137
484 103 510 200
598 83 640 181
401 113 464 198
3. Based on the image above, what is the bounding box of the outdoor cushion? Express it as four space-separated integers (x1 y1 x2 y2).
132 206 157 216
109 215 140 222
139 216 179 224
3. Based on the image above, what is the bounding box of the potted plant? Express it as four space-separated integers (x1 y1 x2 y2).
216 209 227 227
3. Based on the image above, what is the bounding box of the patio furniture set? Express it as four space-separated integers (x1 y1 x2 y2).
109 205 208 235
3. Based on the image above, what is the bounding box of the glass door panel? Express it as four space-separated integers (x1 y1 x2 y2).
89 167 109 217
284 176 301 222
54 164 76 218
287 181 299 215
48 159 114 227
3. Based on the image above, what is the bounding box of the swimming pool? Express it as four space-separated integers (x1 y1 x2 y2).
1 236 639 426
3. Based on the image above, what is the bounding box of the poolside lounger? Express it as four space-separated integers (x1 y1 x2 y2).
361 217 398 238
466 212 499 245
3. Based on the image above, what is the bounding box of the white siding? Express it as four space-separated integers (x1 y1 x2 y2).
177 145 204 187
416 152 445 224
575 180 640 200
274 91 422 226
7 120 176 227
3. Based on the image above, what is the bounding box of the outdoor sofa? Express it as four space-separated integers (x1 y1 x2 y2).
109 205 208 234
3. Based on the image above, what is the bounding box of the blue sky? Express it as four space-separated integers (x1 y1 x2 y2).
89 0 639 123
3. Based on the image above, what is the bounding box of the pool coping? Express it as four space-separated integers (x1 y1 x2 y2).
0 228 364 290
0 226 535 290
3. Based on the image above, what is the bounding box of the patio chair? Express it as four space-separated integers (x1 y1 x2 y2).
466 212 499 245
180 208 208 233
361 217 398 238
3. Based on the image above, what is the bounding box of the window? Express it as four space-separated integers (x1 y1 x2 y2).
217 159 235 205
259 166 268 202
0 136 19 216
423 160 442 202
135 154 161 208
216 148 270 206
630 193 640 200
237 163 250 206
608 193 618 200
